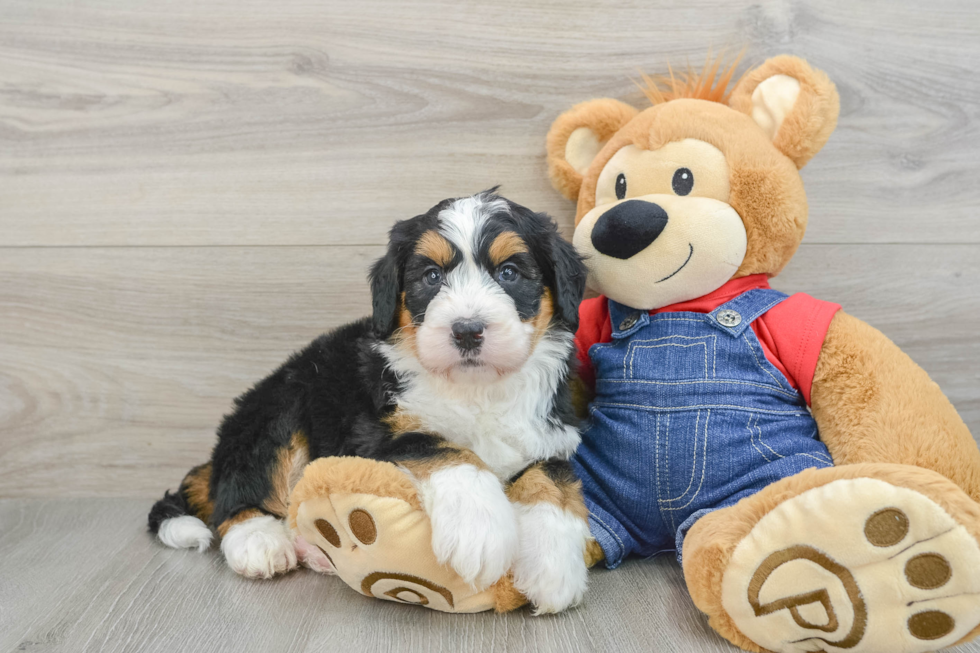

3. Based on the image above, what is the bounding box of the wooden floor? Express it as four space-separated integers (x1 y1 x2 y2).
2 0 980 650
2 499 979 653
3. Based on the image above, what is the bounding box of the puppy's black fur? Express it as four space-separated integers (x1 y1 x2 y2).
148 192 586 535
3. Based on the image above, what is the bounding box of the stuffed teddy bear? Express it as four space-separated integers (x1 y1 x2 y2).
286 53 980 653
543 54 980 653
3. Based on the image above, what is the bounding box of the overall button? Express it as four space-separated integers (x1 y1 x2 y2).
619 313 640 331
716 309 742 327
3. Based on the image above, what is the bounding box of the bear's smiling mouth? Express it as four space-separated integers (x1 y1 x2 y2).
656 243 694 283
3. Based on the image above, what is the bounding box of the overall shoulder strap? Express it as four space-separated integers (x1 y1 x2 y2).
706 288 789 337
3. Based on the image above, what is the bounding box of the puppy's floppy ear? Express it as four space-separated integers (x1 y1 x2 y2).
547 228 587 331
369 228 404 338
728 55 840 169
546 99 638 201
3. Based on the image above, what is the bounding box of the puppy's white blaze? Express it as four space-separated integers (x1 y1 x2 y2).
381 329 579 480
512 502 590 614
416 194 532 378
416 269 531 377
157 515 213 553
417 464 518 589
220 515 298 579
437 194 507 260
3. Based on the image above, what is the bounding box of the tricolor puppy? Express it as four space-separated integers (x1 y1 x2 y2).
148 191 591 613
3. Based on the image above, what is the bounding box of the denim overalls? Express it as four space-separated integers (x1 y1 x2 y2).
571 288 833 568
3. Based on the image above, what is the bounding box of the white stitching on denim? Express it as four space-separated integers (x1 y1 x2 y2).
712 335 717 378
715 295 785 332
724 296 784 327
746 413 833 466
754 414 785 460
589 511 625 555
651 318 710 323
627 342 708 379
595 401 805 415
661 411 677 531
804 429 834 464
661 410 710 513
627 335 710 343
654 412 675 530
661 411 700 504
663 411 671 510
794 451 834 465
740 332 790 389
748 413 772 462
623 335 713 379
596 378 799 399
654 412 662 505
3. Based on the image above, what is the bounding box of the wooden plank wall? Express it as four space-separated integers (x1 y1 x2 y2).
1 0 979 498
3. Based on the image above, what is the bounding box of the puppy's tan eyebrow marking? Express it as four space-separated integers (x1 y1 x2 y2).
488 231 528 266
415 230 455 267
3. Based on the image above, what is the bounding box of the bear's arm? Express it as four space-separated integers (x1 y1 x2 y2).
810 310 980 502
572 296 610 416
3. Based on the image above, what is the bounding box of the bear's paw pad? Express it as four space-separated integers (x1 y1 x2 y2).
721 478 980 653
291 474 507 614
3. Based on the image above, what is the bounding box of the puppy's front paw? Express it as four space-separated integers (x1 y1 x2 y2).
512 503 590 614
221 514 298 579
419 465 518 589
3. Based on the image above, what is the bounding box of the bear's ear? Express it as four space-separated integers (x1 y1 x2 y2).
728 55 840 169
546 99 638 200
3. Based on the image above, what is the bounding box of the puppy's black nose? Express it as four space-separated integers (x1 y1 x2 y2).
451 320 485 351
591 200 669 259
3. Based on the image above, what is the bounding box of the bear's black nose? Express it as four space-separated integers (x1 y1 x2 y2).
591 200 669 259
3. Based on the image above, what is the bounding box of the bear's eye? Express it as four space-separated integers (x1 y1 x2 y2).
672 168 694 196
615 173 627 200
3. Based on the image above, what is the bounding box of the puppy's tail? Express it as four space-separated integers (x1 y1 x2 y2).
148 462 214 553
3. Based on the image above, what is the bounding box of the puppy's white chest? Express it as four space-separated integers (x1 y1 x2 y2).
380 330 580 480
397 386 578 481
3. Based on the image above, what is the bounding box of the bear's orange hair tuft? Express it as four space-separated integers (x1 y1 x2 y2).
638 51 746 105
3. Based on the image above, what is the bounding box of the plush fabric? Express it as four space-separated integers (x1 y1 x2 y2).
546 54 980 652
728 55 840 170
278 55 980 648
289 456 528 614
546 98 638 201
811 311 980 501
681 464 980 651
574 275 840 403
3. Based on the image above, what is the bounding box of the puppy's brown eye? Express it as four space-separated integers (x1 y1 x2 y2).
672 168 693 196
615 173 627 200
423 267 442 286
496 264 519 283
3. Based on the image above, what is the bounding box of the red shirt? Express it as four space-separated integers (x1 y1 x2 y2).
575 275 841 405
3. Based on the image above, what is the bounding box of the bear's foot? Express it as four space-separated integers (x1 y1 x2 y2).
705 466 980 653
288 456 526 613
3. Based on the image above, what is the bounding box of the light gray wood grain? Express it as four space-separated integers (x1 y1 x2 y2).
2 499 978 653
0 0 978 247
2 1 980 650
1 244 978 498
